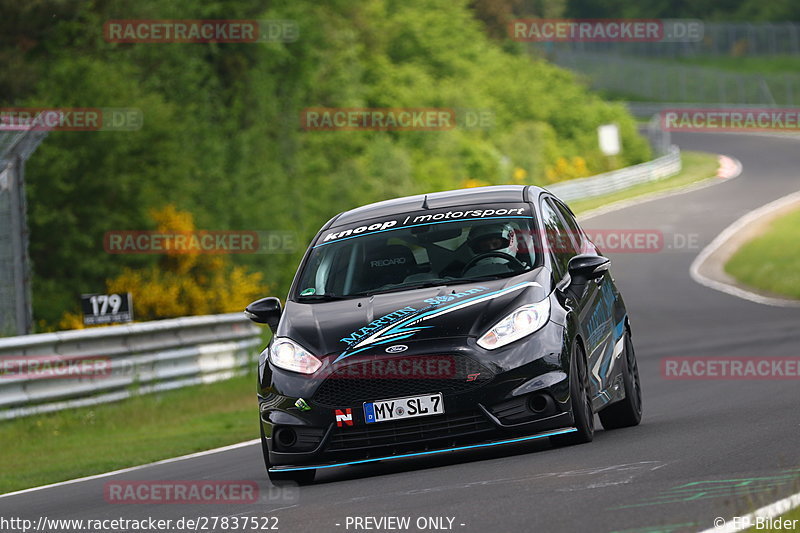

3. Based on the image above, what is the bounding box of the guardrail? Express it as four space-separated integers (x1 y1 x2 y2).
0 313 263 420
547 145 681 202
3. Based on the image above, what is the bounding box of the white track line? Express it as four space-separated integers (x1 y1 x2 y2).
690 189 800 308
0 439 259 499
697 490 800 532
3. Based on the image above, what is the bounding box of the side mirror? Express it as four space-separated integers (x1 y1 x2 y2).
245 297 282 331
568 254 610 282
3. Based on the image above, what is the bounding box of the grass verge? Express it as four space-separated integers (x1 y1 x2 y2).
0 372 260 494
725 206 800 300
660 55 800 75
569 150 721 215
747 506 800 532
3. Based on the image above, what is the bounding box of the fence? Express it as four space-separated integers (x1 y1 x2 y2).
0 127 49 336
622 101 793 119
538 22 800 58
551 52 799 105
0 313 262 419
638 118 672 156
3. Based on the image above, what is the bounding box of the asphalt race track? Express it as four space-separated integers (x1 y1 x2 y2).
2 132 800 533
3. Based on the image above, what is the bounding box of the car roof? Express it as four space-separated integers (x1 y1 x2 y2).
328 185 549 227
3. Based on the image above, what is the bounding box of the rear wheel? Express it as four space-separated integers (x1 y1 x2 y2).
550 342 594 447
260 422 316 485
599 329 642 429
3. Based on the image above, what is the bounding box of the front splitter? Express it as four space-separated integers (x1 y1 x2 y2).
269 427 577 472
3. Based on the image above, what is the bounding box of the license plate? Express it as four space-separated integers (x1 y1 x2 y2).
363 393 444 424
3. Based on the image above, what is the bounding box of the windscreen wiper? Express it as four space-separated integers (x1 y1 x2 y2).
449 270 529 283
296 294 349 302
349 279 452 297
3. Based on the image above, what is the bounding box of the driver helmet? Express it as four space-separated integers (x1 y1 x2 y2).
467 223 518 258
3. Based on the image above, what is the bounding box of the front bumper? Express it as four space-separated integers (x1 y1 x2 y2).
259 324 573 468
268 427 578 472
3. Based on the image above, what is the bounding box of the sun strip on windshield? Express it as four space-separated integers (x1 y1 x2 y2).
312 215 535 248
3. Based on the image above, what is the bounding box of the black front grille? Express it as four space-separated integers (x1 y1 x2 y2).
327 410 495 451
312 354 493 407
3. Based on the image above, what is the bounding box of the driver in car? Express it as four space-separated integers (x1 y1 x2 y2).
465 223 523 274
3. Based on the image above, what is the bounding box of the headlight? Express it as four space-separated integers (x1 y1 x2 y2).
477 298 551 350
269 338 322 374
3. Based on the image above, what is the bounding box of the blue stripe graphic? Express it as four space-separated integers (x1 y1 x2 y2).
269 427 577 472
334 282 536 363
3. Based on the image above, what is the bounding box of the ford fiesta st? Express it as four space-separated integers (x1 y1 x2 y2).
245 185 642 484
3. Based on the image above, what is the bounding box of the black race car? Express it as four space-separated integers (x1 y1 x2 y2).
245 185 642 484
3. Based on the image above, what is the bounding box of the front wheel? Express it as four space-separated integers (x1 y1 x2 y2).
598 329 642 430
550 342 594 447
260 422 316 485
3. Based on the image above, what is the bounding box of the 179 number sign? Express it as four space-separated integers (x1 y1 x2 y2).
80 293 133 325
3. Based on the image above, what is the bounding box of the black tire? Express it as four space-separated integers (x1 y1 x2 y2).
260 422 316 485
599 329 642 430
550 342 594 447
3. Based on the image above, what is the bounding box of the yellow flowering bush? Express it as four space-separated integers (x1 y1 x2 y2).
461 178 491 188
58 205 268 329
544 156 590 184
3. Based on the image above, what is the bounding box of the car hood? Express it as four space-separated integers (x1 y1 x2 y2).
277 269 550 361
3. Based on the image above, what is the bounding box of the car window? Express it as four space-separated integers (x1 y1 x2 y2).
551 199 584 252
540 198 577 279
293 206 541 299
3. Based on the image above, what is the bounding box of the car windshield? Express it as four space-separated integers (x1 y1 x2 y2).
294 208 540 300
